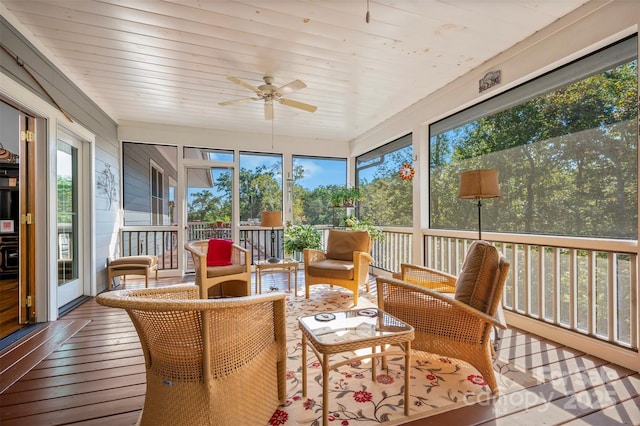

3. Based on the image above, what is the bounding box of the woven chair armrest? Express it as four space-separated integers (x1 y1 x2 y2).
184 242 204 255
377 277 506 329
97 285 286 310
231 244 250 266
231 244 250 254
400 263 457 292
97 284 200 307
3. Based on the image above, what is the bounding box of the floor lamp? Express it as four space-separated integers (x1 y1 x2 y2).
458 169 500 240
261 210 283 263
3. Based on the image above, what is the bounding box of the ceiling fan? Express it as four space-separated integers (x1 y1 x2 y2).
219 76 318 120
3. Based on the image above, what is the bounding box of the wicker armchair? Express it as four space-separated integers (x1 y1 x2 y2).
185 240 251 298
376 240 510 393
304 229 374 305
96 285 287 426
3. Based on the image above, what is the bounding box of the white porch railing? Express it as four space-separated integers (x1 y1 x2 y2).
371 227 413 272
424 230 638 356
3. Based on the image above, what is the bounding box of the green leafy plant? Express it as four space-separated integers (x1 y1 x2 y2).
284 224 323 255
344 216 383 241
330 188 345 207
342 187 360 207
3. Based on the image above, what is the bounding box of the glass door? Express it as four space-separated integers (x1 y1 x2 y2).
185 167 233 273
57 138 83 306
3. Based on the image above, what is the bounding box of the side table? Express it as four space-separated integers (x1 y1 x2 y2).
298 308 414 425
254 258 299 296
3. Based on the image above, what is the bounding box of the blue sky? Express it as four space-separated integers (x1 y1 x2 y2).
187 155 347 203
293 157 346 189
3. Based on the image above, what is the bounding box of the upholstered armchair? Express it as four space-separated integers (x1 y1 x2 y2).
96 285 287 426
376 240 510 394
185 240 251 298
304 229 374 305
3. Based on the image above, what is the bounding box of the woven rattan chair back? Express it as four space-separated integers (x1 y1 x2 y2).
97 285 286 425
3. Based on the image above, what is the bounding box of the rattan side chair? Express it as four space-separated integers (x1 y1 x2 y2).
376 240 510 394
185 240 251 298
96 285 287 426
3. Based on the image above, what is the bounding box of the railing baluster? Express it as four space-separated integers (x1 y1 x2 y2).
524 245 531 316
608 252 617 342
538 245 544 320
587 250 595 335
553 247 560 325
569 248 577 330
630 253 638 349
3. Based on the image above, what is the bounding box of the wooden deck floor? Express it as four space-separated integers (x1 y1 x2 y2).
1 273 639 426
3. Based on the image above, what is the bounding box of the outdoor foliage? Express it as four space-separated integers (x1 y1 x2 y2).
283 224 323 254
430 61 638 240
357 147 414 227
430 55 638 346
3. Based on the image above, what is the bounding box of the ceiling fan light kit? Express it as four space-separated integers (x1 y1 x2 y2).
220 76 317 120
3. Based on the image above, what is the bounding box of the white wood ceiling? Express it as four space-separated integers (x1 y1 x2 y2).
2 0 587 142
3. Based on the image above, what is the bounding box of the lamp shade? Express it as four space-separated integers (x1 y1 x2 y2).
458 169 501 199
261 211 283 228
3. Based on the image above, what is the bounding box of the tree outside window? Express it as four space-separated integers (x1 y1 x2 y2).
357 135 413 227
239 152 282 224
292 156 347 225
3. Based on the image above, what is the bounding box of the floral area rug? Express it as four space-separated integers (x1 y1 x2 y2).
267 285 537 426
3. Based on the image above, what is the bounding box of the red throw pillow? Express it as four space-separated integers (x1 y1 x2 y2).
206 239 233 267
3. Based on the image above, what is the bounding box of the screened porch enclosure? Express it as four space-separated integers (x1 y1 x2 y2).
114 36 638 372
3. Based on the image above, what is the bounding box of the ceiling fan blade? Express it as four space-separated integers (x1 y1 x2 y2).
227 76 262 94
218 97 259 106
276 79 306 95
278 98 318 113
264 102 274 120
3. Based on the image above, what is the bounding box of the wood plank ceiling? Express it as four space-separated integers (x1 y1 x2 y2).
1 0 587 142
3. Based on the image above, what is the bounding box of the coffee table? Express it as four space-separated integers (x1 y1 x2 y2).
254 258 299 296
298 308 415 425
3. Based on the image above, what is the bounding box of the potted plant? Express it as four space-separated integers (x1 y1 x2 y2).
284 224 323 261
342 187 360 207
329 188 344 207
344 216 383 242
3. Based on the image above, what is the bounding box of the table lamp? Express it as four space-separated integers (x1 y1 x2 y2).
458 169 500 240
261 210 283 263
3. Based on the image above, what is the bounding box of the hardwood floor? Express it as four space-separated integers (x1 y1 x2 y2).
1 273 639 425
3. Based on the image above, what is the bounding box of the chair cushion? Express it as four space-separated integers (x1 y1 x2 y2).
109 255 157 267
307 259 355 280
326 230 370 261
454 240 500 313
207 239 233 266
206 264 247 278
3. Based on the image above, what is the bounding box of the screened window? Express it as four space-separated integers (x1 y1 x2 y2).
356 134 413 227
429 36 638 239
292 156 347 225
239 152 282 224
